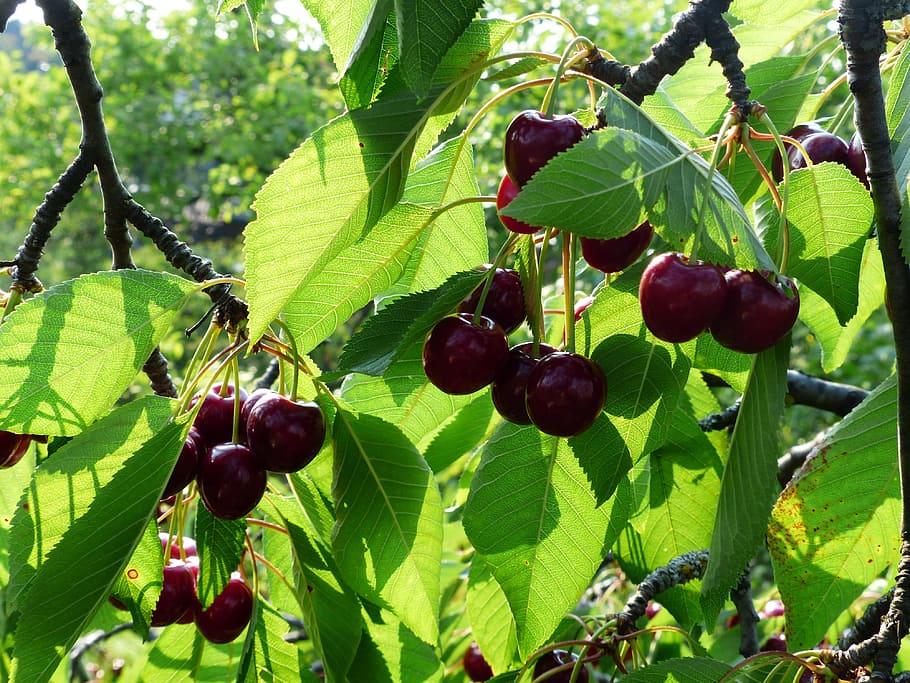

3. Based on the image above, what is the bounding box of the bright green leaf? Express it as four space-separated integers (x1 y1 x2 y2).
620 657 731 682
769 375 900 650
346 606 443 682
0 270 197 436
339 4 396 109
110 520 164 638
331 409 443 645
236 601 304 682
701 338 789 621
466 557 520 674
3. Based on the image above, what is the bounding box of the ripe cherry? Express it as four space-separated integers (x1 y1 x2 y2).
150 560 198 627
496 174 542 234
458 268 526 334
761 635 788 652
423 314 509 395
709 269 799 353
160 532 197 560
789 132 849 172
463 641 494 681
491 342 557 425
246 392 326 473
772 122 825 181
639 252 728 343
0 431 31 468
239 387 272 442
580 220 654 273
504 110 585 188
525 352 606 437
161 427 202 499
192 384 248 446
533 649 589 683
197 442 267 520
847 131 869 188
194 574 254 644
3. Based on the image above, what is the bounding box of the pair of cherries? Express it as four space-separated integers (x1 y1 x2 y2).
639 253 799 353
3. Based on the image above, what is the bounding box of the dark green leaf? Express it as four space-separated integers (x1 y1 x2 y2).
346 606 444 682
110 520 164 638
620 657 731 682
195 506 247 608
236 600 304 682
340 5 397 109
466 557 520 673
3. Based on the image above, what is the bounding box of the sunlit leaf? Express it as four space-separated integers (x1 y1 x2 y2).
195 506 247 608
346 606 443 682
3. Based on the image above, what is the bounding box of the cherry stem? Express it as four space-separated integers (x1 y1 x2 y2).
541 36 595 118
251 549 296 596
514 12 580 39
229 333 242 443
270 318 300 401
0 289 22 322
691 110 738 262
562 232 578 353
526 234 545 357
179 318 222 411
246 517 290 535
755 113 792 273
470 232 521 328
430 195 496 221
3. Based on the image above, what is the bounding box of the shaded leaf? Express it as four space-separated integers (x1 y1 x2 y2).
346 606 443 682
0 270 197 436
236 600 305 682
195 506 247 608
621 657 731 682
466 558 520 673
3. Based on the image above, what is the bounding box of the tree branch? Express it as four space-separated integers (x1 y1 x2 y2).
730 568 761 658
0 0 24 32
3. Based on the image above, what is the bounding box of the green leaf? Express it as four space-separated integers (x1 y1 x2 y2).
694 334 752 394
770 163 874 324
336 269 484 376
299 0 383 76
504 93 774 271
798 238 886 373
395 0 484 99
331 409 443 645
236 601 304 682
110 520 164 638
484 56 551 82
700 338 789 621
0 270 197 436
8 396 182 683
266 494 363 682
422 391 497 472
769 375 900 650
339 4 396 109
142 622 251 682
195 505 247 608
346 606 444 682
466 558 520 674
886 45 910 262
620 657 731 682
462 422 632 656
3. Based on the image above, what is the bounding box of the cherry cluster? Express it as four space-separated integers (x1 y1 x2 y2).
112 532 254 644
423 269 606 438
772 121 868 187
164 384 326 520
639 253 799 353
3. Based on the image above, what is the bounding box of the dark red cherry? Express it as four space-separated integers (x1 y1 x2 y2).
177 556 200 624
789 132 849 172
194 574 254 644
239 387 272 442
496 174 542 234
772 122 825 181
581 220 654 273
709 269 799 353
458 268 526 334
491 342 557 425
160 532 198 560
0 431 31 468
161 427 203 499
423 314 509 395
150 560 198 626
197 443 267 520
847 131 869 188
639 252 728 343
463 641 494 681
192 384 248 446
533 649 589 683
761 635 788 652
525 352 606 437
504 110 585 188
246 392 326 473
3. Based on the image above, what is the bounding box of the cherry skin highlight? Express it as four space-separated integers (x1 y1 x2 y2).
496 174 542 234
150 560 198 627
192 383 248 446
458 268 526 334
422 314 509 395
639 252 728 343
504 110 585 188
709 270 799 353
525 352 606 437
197 442 267 520
246 392 326 473
0 431 31 468
194 574 254 644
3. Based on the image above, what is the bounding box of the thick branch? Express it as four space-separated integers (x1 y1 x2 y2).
730 569 760 658
142 347 178 398
0 0 24 32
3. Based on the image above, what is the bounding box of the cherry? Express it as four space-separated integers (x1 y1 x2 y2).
761 635 788 652
761 599 786 618
197 442 267 520
194 574 254 644
422 314 509 395
239 387 272 442
847 131 869 188
580 220 654 273
772 122 825 181
525 352 606 437
458 268 526 334
709 269 799 353
177 557 200 624
161 427 203 499
192 383 248 446
246 392 326 473
504 110 585 188
491 342 557 425
462 641 494 682
789 132 849 172
639 252 728 343
496 174 542 234
150 560 198 627
160 532 197 560
0 431 31 468
533 649 589 683
574 296 594 321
